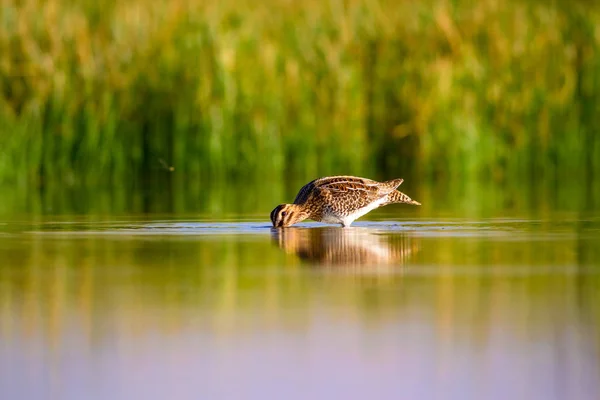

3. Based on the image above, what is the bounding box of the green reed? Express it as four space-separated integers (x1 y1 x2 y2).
1 0 599 192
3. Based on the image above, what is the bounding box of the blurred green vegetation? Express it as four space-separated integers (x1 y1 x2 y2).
1 0 599 213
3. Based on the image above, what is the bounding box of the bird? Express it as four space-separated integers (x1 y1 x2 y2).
270 175 421 228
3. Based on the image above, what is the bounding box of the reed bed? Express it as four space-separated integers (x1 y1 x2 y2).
1 0 599 191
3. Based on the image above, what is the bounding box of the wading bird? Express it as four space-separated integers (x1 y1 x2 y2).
270 176 420 228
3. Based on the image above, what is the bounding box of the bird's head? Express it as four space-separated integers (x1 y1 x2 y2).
270 204 307 228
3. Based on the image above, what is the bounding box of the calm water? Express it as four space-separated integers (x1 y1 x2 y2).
1 212 599 400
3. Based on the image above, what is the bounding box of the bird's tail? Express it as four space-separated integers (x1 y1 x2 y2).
387 191 421 206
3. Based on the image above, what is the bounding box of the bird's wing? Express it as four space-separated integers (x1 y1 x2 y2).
316 176 402 194
314 177 385 214
320 186 378 213
293 176 369 204
293 176 403 211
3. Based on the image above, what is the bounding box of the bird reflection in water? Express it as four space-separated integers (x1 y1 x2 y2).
272 227 419 272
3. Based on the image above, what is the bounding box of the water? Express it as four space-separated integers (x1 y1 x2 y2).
0 213 599 400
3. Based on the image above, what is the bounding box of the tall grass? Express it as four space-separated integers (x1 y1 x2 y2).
1 0 599 191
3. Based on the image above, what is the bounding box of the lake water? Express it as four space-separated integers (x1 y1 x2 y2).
0 211 599 400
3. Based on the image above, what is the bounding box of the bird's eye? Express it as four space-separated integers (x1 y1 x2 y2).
281 211 287 217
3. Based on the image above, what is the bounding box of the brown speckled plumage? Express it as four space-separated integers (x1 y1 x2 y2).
270 175 420 228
